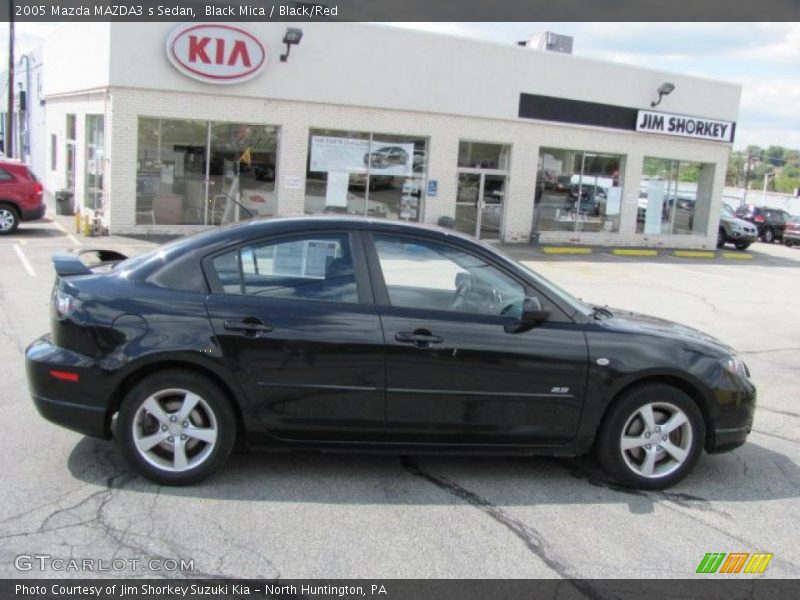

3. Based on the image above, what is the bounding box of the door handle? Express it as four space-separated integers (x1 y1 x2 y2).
395 330 443 348
223 319 273 336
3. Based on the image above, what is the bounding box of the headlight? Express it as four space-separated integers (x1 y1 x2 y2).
722 355 750 379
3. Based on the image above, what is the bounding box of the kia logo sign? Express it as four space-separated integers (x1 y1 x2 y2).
166 23 266 84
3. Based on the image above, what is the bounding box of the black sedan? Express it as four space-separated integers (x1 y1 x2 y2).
26 218 755 488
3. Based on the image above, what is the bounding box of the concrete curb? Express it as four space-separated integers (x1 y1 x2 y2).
539 246 754 260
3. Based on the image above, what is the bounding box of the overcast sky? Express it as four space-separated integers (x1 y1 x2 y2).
4 22 798 151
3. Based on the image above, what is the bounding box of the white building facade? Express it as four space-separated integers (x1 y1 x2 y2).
39 22 742 248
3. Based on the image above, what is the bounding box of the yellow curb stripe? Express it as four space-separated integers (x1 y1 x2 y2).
541 247 592 254
612 249 659 256
672 250 716 258
721 252 754 260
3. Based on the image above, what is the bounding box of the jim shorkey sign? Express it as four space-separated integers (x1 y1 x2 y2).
636 110 734 143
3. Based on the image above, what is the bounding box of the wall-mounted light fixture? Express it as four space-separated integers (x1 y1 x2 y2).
651 82 676 108
280 28 304 62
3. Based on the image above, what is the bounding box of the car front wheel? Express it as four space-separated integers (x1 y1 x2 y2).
716 229 726 248
596 384 705 489
117 370 236 485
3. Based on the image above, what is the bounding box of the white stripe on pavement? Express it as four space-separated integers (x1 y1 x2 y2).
52 220 82 246
13 244 36 277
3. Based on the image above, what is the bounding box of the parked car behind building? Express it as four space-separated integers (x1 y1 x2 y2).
0 159 45 235
734 204 793 244
783 216 800 247
717 204 758 250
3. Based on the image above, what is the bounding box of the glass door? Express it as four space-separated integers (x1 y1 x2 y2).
455 173 481 236
455 173 505 240
480 174 505 239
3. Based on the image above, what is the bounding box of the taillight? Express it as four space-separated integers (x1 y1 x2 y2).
34 182 43 197
754 215 765 223
53 287 80 319
49 370 79 382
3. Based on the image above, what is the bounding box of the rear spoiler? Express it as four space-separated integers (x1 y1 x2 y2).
52 249 129 277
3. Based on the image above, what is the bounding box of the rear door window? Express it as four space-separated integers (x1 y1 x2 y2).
209 232 360 304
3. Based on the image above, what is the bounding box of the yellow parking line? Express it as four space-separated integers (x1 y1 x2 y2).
722 252 754 260
672 250 716 258
541 247 592 255
612 249 659 256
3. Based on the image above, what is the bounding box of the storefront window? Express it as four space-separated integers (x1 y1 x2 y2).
84 115 104 211
208 123 278 224
637 158 714 236
65 115 76 195
304 129 427 221
458 142 510 170
135 118 278 226
534 148 624 233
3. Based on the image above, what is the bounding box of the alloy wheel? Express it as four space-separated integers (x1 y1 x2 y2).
619 401 693 479
132 388 219 473
0 208 16 232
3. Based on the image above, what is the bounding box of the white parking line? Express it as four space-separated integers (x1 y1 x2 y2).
52 220 81 246
13 244 36 277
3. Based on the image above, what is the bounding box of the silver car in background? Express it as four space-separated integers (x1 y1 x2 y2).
718 204 759 250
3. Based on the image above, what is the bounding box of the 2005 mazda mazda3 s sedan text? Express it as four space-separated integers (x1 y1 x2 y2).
25 217 756 488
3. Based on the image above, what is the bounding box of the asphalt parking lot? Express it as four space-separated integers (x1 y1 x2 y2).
1 215 798 580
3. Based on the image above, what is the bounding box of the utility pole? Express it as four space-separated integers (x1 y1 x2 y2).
741 153 752 206
5 3 14 158
763 172 774 198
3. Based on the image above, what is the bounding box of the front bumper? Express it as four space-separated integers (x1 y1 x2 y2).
726 229 758 243
25 335 113 439
707 374 756 454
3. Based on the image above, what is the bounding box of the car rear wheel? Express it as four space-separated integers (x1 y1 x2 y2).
762 228 775 243
0 205 19 235
596 384 705 489
734 242 750 250
117 370 236 485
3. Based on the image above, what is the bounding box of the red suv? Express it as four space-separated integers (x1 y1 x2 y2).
0 160 45 235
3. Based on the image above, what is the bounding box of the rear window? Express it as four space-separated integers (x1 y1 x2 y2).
0 169 13 181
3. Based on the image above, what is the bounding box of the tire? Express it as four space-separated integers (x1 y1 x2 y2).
0 204 19 235
716 229 726 249
116 370 237 485
595 383 705 490
734 242 750 250
762 228 775 244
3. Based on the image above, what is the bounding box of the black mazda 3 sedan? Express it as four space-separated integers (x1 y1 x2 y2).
26 217 755 488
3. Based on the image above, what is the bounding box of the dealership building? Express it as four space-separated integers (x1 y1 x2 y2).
30 21 741 247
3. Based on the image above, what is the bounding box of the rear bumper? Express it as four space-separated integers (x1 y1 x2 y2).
32 394 108 438
25 335 113 439
20 203 46 221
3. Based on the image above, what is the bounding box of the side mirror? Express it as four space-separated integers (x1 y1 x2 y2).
505 296 550 333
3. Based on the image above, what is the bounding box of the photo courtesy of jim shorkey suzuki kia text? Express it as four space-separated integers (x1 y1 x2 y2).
14 583 388 597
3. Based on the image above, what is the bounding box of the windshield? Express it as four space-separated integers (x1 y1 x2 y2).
722 204 734 217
